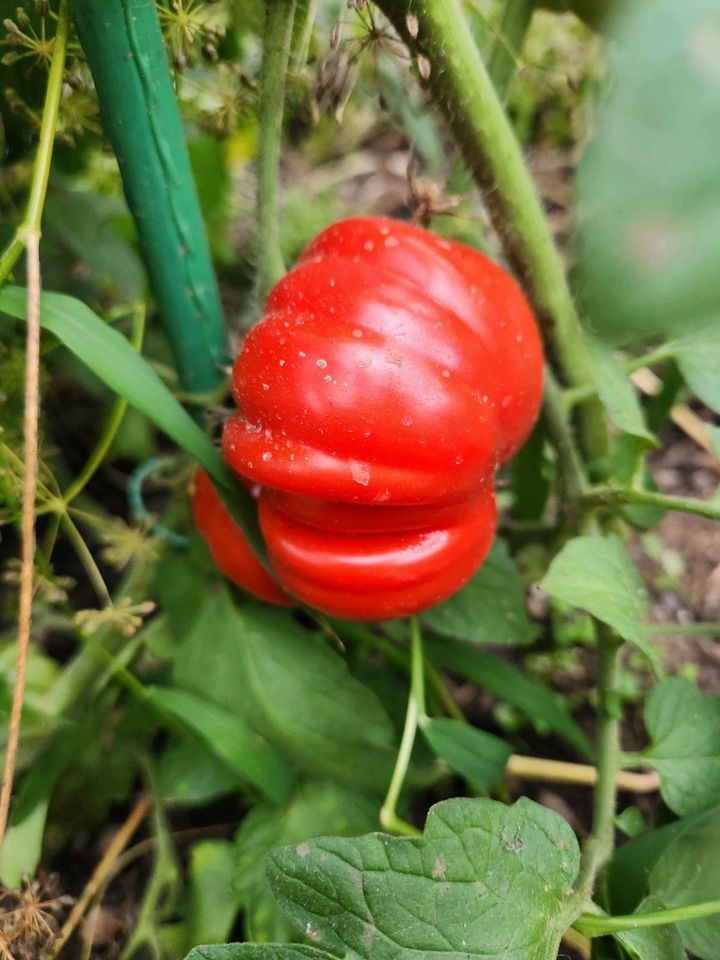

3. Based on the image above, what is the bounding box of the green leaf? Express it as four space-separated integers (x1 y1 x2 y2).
268 796 580 960
146 686 294 804
540 536 651 657
510 421 552 522
0 711 102 886
577 0 720 345
44 187 146 300
614 897 687 960
649 806 720 960
607 814 703 915
172 586 255 721
185 840 243 948
643 678 720 816
234 780 379 943
587 337 655 442
228 603 396 791
0 288 217 475
157 736 244 806
422 539 534 646
669 323 720 415
0 287 261 551
420 718 511 789
173 590 395 790
184 947 336 960
426 638 591 758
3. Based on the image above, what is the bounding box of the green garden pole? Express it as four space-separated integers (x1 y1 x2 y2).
73 0 227 393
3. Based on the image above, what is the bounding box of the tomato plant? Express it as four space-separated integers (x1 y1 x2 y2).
1 1 720 960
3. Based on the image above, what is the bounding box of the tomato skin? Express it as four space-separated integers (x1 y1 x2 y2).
191 470 291 606
207 218 542 620
258 486 497 621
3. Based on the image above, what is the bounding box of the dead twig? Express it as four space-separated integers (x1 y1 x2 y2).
50 793 152 958
0 230 42 847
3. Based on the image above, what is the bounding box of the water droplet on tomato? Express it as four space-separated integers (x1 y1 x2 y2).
351 462 371 486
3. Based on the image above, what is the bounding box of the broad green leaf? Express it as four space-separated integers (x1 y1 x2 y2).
423 539 534 646
649 806 720 960
510 421 553 522
427 637 591 758
229 603 396 791
613 897 687 960
669 324 720 415
578 0 720 344
420 718 511 789
173 591 395 790
157 736 244 806
146 686 294 804
643 678 720 816
185 946 336 960
234 780 379 943
268 797 580 960
587 337 655 442
0 711 102 886
172 587 255 720
607 815 703 915
610 435 665 530
185 840 243 948
540 536 651 657
0 799 48 890
0 287 261 552
44 187 146 299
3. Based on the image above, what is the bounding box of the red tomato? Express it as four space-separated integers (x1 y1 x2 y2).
207 218 542 619
191 469 290 606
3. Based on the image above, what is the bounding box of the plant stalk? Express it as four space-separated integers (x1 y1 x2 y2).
576 899 720 938
585 485 720 522
575 630 623 903
254 0 297 308
380 616 424 836
542 366 588 522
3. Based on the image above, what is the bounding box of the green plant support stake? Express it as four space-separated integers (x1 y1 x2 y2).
72 0 226 393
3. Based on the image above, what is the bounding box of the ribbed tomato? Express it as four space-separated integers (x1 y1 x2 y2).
191 469 290 606
213 217 542 619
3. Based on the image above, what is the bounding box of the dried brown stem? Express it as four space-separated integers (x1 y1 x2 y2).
0 231 42 846
51 793 152 958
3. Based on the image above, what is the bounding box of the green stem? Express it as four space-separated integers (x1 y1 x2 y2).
575 630 622 903
72 0 226 392
585 486 720 522
59 513 112 608
646 621 720 636
62 305 146 505
380 616 424 836
575 900 720 938
542 366 588 522
0 0 70 284
374 0 607 461
45 561 155 716
254 0 297 308
487 0 534 96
